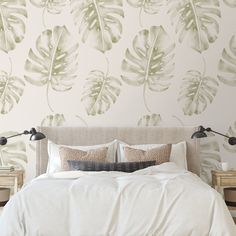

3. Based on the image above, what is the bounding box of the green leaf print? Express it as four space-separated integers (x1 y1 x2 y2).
30 0 68 14
0 71 25 114
127 0 166 14
121 26 175 112
168 0 221 52
82 70 121 116
137 113 162 126
178 70 218 116
0 131 27 169
71 0 124 52
24 25 79 112
41 113 66 126
218 34 236 86
200 136 221 184
127 0 166 26
0 0 27 52
223 0 236 7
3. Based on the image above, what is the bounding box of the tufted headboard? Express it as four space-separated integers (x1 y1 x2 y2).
36 126 200 176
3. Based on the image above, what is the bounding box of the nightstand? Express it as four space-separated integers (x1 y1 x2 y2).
0 170 24 194
212 170 236 223
212 170 236 192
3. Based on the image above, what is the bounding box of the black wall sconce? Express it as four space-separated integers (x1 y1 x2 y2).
0 128 46 146
191 125 236 145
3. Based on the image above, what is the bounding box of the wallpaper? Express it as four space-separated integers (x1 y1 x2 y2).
0 0 236 182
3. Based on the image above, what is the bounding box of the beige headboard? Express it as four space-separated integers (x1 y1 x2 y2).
36 126 200 176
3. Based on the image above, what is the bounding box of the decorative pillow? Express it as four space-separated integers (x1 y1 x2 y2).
59 147 108 171
118 141 187 169
67 160 156 172
124 144 172 165
47 140 117 174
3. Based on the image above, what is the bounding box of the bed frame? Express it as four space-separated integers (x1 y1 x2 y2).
36 126 200 176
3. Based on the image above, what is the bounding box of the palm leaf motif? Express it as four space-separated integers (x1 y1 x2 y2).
168 0 221 53
70 0 124 52
178 70 218 116
218 34 236 86
127 0 166 14
0 0 27 52
41 113 65 126
200 136 221 184
138 113 162 126
0 71 25 114
30 0 68 14
121 26 175 112
0 131 27 170
223 121 236 153
24 25 79 112
223 0 236 7
82 70 121 116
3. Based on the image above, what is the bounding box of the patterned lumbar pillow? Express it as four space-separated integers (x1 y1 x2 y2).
67 160 156 172
124 144 172 165
59 146 108 171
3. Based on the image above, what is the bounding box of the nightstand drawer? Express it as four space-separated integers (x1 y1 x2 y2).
0 170 24 193
0 176 16 186
221 177 236 186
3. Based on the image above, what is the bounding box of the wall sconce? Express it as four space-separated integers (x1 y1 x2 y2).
191 125 236 145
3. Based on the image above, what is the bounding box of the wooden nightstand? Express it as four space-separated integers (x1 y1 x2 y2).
212 170 236 223
212 170 236 193
0 170 24 194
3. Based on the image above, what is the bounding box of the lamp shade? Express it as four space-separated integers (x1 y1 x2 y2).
29 128 46 141
191 130 207 139
191 126 208 139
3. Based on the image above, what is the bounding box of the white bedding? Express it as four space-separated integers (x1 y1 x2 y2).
0 163 235 236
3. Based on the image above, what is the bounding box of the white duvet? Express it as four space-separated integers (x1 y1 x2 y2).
0 163 235 236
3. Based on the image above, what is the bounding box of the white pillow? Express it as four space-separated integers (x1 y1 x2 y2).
47 139 118 174
117 141 187 169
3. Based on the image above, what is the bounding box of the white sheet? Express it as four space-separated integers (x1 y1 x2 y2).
0 163 235 236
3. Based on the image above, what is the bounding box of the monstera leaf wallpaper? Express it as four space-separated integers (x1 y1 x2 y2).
71 0 124 52
82 70 122 116
168 0 221 53
121 26 175 112
178 70 219 115
0 71 25 114
0 0 236 181
0 0 28 52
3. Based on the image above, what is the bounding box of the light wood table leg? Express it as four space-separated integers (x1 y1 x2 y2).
13 176 18 194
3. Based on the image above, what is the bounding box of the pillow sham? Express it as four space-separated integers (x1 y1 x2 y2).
124 144 172 165
67 160 156 172
118 141 187 169
59 147 108 171
47 139 117 174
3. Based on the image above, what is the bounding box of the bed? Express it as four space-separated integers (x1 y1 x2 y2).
0 126 235 236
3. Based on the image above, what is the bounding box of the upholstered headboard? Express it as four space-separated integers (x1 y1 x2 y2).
36 126 200 176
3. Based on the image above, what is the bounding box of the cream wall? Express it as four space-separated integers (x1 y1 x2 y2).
0 0 236 182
